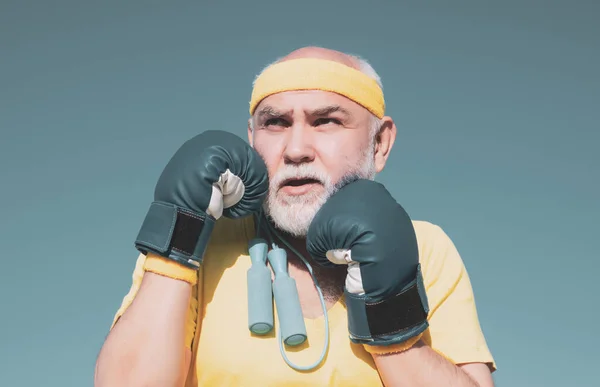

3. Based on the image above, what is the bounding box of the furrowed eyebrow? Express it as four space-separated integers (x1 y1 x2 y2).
309 105 352 117
256 106 289 120
255 104 353 122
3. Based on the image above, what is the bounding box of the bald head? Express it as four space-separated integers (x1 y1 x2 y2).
254 46 382 93
278 46 362 71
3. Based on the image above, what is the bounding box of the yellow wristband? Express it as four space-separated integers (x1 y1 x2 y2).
143 253 198 285
362 333 423 356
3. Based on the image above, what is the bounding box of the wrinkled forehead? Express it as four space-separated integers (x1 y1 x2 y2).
249 58 385 120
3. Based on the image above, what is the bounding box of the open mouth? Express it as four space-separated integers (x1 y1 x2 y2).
279 177 322 195
281 178 321 187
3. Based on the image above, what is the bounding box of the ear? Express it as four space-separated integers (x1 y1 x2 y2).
247 118 253 147
373 116 397 173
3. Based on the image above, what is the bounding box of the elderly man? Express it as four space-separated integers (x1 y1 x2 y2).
95 46 496 387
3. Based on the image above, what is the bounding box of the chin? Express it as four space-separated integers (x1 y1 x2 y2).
265 191 328 238
277 186 324 205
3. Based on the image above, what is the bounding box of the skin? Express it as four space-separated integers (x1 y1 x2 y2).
249 47 495 387
95 269 193 387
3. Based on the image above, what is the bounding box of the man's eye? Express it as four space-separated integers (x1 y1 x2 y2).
314 118 341 126
264 118 288 127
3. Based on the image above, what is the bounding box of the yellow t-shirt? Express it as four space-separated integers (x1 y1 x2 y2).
112 217 496 386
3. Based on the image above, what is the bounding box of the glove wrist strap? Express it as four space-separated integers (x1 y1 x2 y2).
345 264 429 347
135 201 216 268
143 253 199 285
363 333 423 355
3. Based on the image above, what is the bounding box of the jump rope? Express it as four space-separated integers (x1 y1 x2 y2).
247 210 330 371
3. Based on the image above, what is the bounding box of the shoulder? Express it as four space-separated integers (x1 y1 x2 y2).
411 222 496 372
412 219 446 240
411 220 466 285
412 220 457 260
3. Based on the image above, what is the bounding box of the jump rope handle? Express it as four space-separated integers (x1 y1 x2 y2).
268 245 307 346
247 238 307 346
247 238 274 335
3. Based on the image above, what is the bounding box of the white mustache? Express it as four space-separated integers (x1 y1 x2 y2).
271 164 330 189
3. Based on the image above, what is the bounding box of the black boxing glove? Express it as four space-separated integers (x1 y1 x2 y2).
306 179 429 354
135 130 268 283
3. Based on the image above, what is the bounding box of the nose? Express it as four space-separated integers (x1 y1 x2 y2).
283 125 315 165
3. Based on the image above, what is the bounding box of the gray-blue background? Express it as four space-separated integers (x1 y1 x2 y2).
1 1 598 386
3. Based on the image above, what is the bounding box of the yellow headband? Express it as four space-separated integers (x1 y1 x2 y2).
249 58 385 119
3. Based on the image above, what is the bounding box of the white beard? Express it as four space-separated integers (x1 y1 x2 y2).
264 143 377 237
